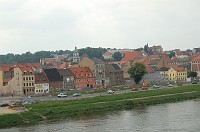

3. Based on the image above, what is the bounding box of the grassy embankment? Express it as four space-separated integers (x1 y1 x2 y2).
0 85 200 128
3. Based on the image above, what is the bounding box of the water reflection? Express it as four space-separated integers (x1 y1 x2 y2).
2 99 200 132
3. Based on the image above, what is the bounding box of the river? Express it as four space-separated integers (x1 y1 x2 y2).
2 99 200 132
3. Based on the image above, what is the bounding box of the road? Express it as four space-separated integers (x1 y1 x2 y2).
0 85 185 103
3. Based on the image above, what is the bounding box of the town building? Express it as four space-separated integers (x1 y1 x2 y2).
105 64 124 86
34 70 49 94
191 54 200 77
57 69 76 90
79 57 106 86
168 67 187 82
69 67 96 89
44 68 63 92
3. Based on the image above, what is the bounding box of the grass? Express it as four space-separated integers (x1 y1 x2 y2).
0 85 200 128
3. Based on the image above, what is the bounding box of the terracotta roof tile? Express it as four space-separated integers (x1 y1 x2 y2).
69 67 93 78
192 54 200 61
121 51 140 61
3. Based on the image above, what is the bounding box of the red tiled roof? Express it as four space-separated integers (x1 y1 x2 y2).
19 66 35 74
69 67 93 78
145 65 154 73
177 51 189 56
58 62 71 69
121 51 140 61
192 54 200 61
1 66 11 72
172 67 186 72
35 72 48 84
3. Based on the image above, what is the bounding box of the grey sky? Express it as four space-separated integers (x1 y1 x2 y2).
0 0 200 54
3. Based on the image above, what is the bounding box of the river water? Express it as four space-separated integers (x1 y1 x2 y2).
2 99 200 132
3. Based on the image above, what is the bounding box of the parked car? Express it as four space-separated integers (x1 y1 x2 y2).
57 93 67 98
192 81 198 84
141 88 148 91
107 90 114 94
168 84 174 87
153 85 160 88
73 93 81 97
132 88 139 91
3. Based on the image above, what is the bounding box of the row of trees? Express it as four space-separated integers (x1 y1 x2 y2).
0 50 71 64
0 47 108 64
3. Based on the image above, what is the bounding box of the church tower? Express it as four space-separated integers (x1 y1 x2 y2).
72 46 80 63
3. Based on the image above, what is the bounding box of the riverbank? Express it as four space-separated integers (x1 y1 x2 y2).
0 85 200 128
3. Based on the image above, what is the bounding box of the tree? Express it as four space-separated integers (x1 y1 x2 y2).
128 62 147 84
78 47 107 60
188 71 198 79
112 52 123 61
168 51 176 59
144 43 149 54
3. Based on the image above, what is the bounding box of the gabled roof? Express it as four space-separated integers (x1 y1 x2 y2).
91 57 105 64
57 69 74 77
121 51 140 61
192 54 200 61
58 62 71 69
19 65 35 75
145 65 154 73
0 66 12 72
105 64 122 73
35 72 49 84
176 51 189 56
171 67 186 72
69 67 93 78
44 68 63 82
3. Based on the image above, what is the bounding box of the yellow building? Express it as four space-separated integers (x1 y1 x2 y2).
168 67 187 81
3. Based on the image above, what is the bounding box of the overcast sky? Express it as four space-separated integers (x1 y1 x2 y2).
0 0 200 54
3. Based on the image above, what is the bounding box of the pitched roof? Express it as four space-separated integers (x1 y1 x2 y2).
57 69 74 77
121 51 140 61
0 66 12 72
69 67 93 78
91 57 105 64
192 54 200 61
172 67 186 72
176 51 189 56
145 65 154 73
35 72 49 84
19 65 35 75
44 68 63 81
58 62 71 69
105 64 122 73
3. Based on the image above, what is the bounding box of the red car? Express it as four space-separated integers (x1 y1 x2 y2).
141 88 148 91
132 88 139 91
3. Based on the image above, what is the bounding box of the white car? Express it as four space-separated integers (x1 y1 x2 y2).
107 90 114 94
57 93 67 98
153 85 160 88
168 84 174 87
